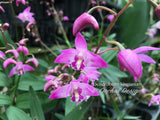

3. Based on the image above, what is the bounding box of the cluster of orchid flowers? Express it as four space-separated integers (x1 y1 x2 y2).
0 37 38 78
43 8 160 106
0 0 160 107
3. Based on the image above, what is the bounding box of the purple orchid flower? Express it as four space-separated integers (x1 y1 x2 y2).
117 46 160 81
55 33 108 70
149 95 160 106
49 80 99 105
0 51 5 60
73 13 99 36
16 0 25 7
79 67 101 85
17 6 35 23
4 59 34 77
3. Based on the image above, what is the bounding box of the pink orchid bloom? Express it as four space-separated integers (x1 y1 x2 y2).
63 16 69 21
147 28 157 39
17 7 35 23
79 67 101 85
5 49 19 59
107 14 114 22
0 51 5 60
153 21 160 29
25 58 39 68
3 58 17 69
16 0 25 6
19 38 29 46
141 88 146 94
44 75 56 81
17 46 29 55
149 95 160 106
8 62 34 77
117 46 160 81
49 80 99 105
73 13 99 36
55 33 108 70
2 23 9 33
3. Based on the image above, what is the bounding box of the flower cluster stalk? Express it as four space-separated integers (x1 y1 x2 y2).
94 0 135 53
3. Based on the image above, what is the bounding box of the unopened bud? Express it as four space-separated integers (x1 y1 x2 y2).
155 5 160 18
26 22 34 32
19 38 29 46
2 23 9 33
0 6 5 13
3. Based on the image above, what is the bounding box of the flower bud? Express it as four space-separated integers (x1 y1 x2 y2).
155 5 160 18
0 6 5 13
25 58 39 67
3 58 17 69
2 23 9 33
19 38 29 46
17 46 29 55
5 49 19 59
26 22 34 32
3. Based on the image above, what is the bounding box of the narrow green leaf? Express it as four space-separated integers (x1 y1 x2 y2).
111 97 120 117
55 113 65 120
29 86 45 120
65 97 77 116
0 94 12 106
63 98 93 120
37 58 49 68
6 106 32 120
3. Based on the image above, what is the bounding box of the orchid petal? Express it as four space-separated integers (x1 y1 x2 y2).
137 54 156 64
49 84 70 99
3 58 17 69
86 51 108 68
44 80 57 92
8 66 17 77
17 46 29 55
117 49 142 81
133 46 160 53
73 13 99 36
55 49 76 63
5 49 19 59
75 33 87 50
23 65 34 72
25 58 39 67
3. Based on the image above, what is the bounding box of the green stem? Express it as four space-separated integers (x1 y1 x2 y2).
147 0 158 8
97 47 119 55
95 0 135 53
87 6 117 15
12 76 21 105
1 31 8 49
52 5 71 48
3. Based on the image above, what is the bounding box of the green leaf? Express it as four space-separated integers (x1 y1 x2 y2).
124 115 141 119
63 98 93 120
6 106 32 120
0 94 12 106
18 73 45 91
65 97 77 116
37 58 49 68
55 113 65 120
29 86 45 120
0 31 13 47
118 0 150 48
99 64 127 84
0 72 10 87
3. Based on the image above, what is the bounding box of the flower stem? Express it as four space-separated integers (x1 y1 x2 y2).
97 47 119 55
87 6 117 15
52 5 71 48
147 0 158 8
12 76 21 105
1 31 8 49
95 0 135 53
9 0 19 42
